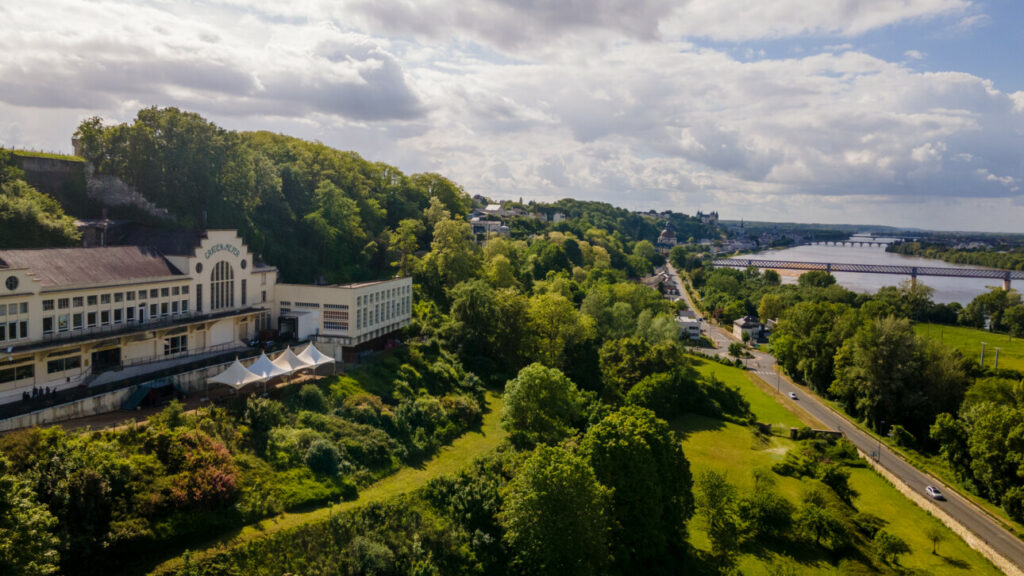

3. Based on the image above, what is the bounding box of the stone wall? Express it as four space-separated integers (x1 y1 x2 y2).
15 155 172 221
856 447 1023 576
0 359 235 432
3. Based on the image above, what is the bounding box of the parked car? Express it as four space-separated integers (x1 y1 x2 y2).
926 485 945 500
788 392 798 400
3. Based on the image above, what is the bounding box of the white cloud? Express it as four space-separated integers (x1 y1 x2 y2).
904 49 927 60
1 0 1023 231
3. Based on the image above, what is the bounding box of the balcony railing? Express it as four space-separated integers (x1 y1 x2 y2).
13 307 267 354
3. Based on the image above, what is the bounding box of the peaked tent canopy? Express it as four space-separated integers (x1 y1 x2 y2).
297 342 334 367
209 358 267 390
272 346 314 373
249 352 290 379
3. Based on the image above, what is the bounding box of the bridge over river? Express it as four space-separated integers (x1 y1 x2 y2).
713 259 1023 290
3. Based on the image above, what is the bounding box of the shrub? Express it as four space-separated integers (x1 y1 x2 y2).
305 439 342 476
297 384 328 414
889 424 916 448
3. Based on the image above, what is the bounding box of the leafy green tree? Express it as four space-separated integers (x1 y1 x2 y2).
738 470 794 540
1005 305 1024 337
527 292 595 370
485 254 520 289
795 487 850 550
757 293 785 322
925 524 946 555
930 412 972 482
389 218 425 277
411 172 471 217
580 406 693 571
873 530 911 565
831 316 968 437
798 270 836 288
501 364 585 445
771 301 859 393
960 288 1021 331
449 280 529 377
598 338 684 402
419 218 481 297
625 368 702 419
694 470 742 565
499 446 611 576
633 310 678 345
0 454 60 576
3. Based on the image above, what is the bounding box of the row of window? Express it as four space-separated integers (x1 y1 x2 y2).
47 355 81 374
41 286 190 311
165 335 188 356
355 284 410 307
41 300 190 335
0 364 34 384
355 296 411 330
0 321 29 342
0 302 29 316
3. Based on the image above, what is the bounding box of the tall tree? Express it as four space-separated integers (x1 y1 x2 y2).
501 364 585 446
581 406 693 571
498 446 612 576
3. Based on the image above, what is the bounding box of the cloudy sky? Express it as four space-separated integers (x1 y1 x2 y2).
2 1 1023 231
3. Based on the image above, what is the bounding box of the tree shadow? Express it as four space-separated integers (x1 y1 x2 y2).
669 412 727 439
939 554 970 569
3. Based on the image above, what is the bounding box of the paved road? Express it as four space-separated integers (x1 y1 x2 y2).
667 263 1024 574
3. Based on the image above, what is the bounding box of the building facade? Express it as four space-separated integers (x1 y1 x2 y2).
0 230 411 404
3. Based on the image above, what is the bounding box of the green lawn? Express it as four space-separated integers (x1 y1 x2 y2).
916 322 1024 372
688 355 808 429
150 392 507 575
675 362 1003 575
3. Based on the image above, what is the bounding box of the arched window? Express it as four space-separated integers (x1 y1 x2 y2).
210 261 235 310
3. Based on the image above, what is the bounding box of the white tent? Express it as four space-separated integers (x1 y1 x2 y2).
272 346 314 373
209 358 267 390
248 352 290 379
297 342 334 368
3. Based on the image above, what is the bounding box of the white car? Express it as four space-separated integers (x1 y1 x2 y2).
788 392 798 400
926 486 945 501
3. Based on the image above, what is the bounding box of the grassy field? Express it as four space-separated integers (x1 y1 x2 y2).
916 322 1024 372
677 360 1002 575
688 355 820 429
150 391 507 575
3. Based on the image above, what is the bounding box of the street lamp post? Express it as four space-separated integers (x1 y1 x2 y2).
877 420 885 462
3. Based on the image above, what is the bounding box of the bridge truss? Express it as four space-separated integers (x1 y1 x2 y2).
712 259 1024 284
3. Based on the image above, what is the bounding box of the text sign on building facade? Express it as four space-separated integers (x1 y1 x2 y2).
204 243 241 260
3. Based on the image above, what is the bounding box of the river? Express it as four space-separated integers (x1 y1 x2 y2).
732 236 999 305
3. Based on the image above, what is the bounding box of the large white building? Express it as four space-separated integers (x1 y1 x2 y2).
0 230 411 404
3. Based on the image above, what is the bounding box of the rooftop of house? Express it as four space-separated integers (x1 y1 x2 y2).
0 246 181 287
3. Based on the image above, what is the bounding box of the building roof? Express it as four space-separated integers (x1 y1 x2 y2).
0 246 181 287
733 315 761 328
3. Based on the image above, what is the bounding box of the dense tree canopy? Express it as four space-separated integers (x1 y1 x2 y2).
580 406 693 572
498 446 612 576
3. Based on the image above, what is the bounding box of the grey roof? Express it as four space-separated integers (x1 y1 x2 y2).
0 246 182 287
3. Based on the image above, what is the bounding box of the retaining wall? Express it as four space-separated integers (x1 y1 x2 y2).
857 447 1023 576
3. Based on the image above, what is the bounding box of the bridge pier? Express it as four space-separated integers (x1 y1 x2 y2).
910 267 918 289
1004 275 1012 291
